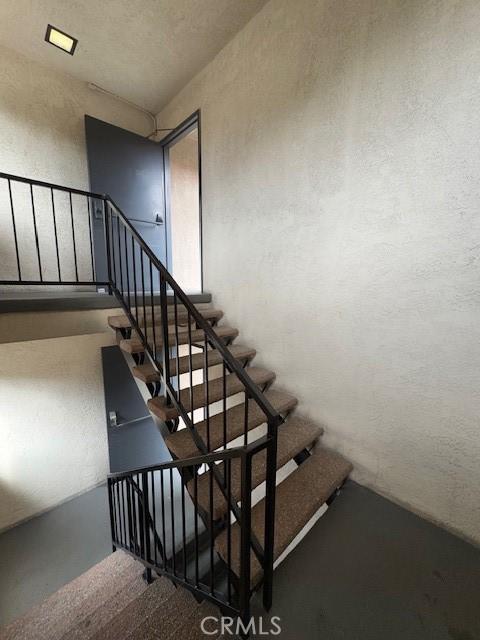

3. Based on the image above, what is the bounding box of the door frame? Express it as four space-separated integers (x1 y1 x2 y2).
160 110 203 292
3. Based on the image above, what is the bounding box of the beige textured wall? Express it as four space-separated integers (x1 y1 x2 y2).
0 329 116 531
0 42 150 285
158 0 480 543
170 130 202 292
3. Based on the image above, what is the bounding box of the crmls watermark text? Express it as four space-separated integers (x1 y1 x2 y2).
200 616 281 636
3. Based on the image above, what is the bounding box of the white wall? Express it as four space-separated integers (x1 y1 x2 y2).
0 327 116 531
157 0 480 544
0 42 150 284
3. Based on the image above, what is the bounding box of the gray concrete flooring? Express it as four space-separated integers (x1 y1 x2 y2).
252 481 480 640
1 481 480 638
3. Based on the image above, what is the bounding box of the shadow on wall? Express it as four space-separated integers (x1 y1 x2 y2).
0 480 37 533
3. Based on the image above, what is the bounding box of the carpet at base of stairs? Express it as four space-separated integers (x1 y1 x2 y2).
0 551 221 640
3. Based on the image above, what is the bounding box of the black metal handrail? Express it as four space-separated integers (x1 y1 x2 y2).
108 439 269 623
0 171 282 621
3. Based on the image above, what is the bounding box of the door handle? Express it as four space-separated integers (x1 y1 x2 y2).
108 410 151 428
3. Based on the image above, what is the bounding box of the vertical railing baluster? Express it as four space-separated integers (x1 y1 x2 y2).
126 478 133 552
204 334 210 450
50 188 61 281
109 209 117 288
140 250 147 346
160 470 167 570
160 272 172 401
69 192 79 282
151 471 157 566
223 362 227 451
30 184 42 281
115 480 121 546
263 419 278 610
103 200 112 291
188 312 194 424
121 480 126 548
170 468 176 576
174 293 180 394
7 179 21 281
124 226 131 311
226 459 232 604
107 479 117 552
181 479 186 581
86 196 95 281
116 215 123 296
244 390 249 446
131 478 138 553
209 464 214 595
239 451 252 627
132 237 138 326
142 472 150 564
193 469 199 587
150 263 157 360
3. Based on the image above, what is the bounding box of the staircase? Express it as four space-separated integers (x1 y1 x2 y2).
0 551 219 640
0 171 352 635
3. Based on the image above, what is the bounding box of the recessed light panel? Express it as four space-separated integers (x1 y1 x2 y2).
45 24 78 55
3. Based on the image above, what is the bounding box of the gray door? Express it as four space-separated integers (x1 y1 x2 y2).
85 116 168 284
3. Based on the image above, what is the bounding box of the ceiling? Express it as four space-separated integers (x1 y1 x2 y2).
0 0 268 113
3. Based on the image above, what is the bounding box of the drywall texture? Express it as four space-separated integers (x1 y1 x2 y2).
169 129 202 292
0 42 150 286
0 331 115 531
158 0 480 543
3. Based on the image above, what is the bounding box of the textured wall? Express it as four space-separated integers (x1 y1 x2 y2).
0 43 150 284
0 330 115 531
157 0 480 543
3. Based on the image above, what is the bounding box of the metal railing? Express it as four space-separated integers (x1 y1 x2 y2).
0 171 283 621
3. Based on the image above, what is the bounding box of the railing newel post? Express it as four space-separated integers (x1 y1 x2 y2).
239 449 252 629
107 478 117 553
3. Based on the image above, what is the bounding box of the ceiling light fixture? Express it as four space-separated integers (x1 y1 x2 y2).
45 24 78 55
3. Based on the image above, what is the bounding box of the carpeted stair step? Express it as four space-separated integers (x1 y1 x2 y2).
165 389 297 459
215 448 353 587
148 367 275 422
120 325 238 355
108 306 222 330
132 344 256 382
60 568 149 640
0 551 139 640
89 575 176 640
188 417 323 519
165 601 220 639
125 581 199 639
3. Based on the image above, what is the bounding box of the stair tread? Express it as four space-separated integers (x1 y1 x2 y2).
148 366 275 422
125 580 197 640
108 306 222 330
165 389 298 459
133 344 256 382
0 551 139 640
189 417 323 519
120 325 238 354
215 447 353 586
62 569 148 640
165 601 219 640
91 576 176 640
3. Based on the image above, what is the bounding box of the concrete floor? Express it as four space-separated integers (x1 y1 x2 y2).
1 480 479 638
